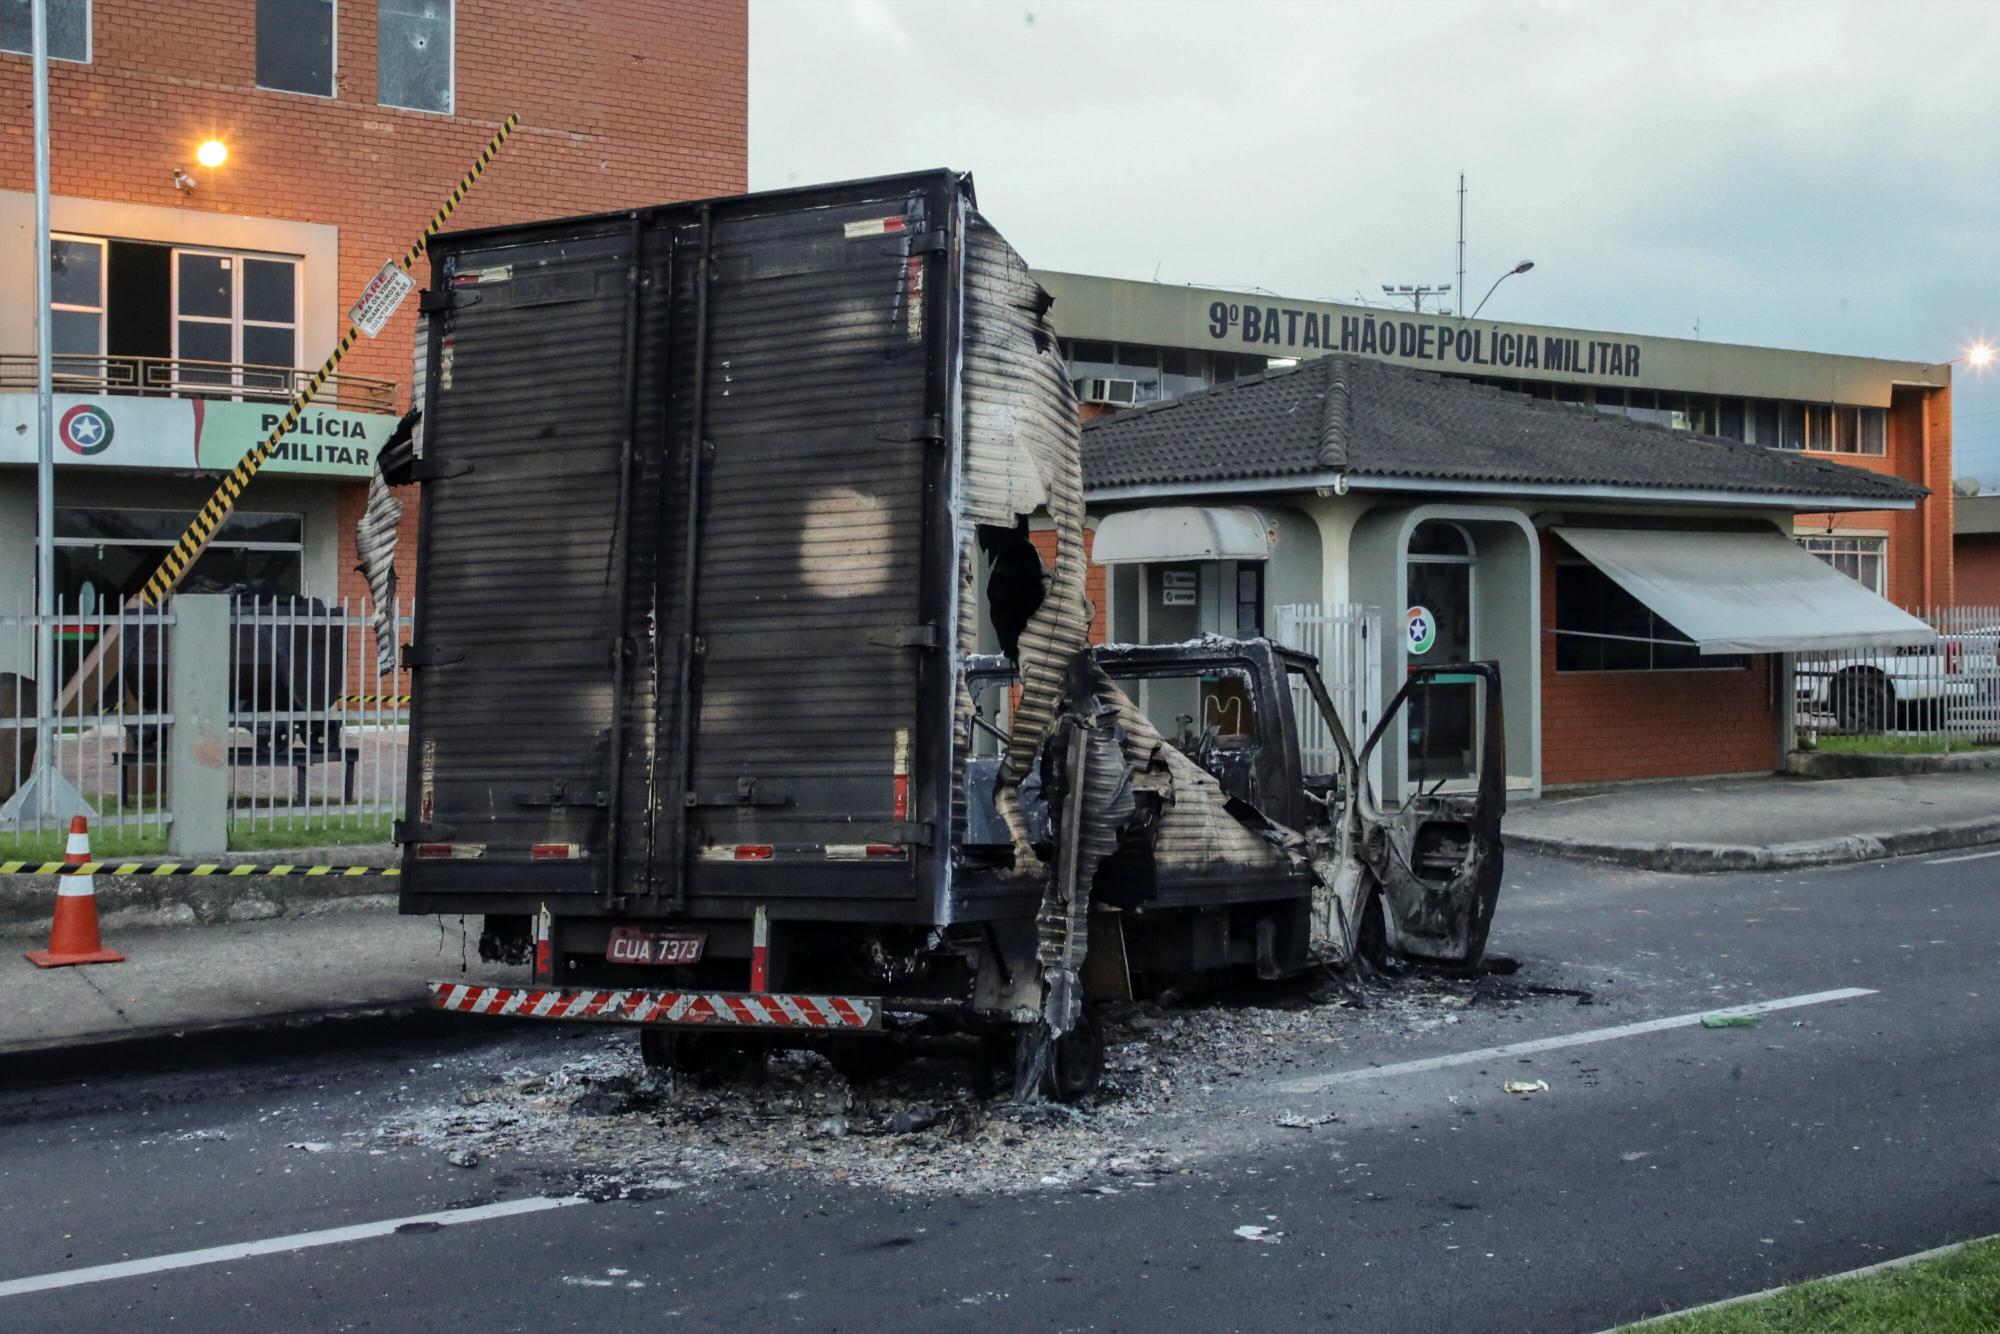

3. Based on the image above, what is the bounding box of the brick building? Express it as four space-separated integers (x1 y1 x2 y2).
1953 495 2000 605
1 0 745 614
1062 282 1949 796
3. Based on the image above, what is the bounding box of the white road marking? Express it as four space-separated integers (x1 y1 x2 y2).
1924 848 2000 865
1283 987 1878 1092
0 1195 587 1300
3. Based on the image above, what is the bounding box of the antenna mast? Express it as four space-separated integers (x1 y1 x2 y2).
1457 171 1467 317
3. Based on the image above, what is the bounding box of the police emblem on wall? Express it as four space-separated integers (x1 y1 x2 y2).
59 404 114 456
1405 605 1437 656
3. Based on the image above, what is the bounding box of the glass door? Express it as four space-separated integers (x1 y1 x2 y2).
1405 523 1477 785
172 249 301 396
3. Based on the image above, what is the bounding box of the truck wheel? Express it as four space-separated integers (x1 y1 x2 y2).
824 1037 907 1085
639 1030 753 1079
1045 1008 1105 1103
1832 669 1891 732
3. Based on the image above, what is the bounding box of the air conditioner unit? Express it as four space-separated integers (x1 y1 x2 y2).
1074 376 1139 406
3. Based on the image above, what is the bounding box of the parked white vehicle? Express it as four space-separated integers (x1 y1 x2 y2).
1796 627 2000 731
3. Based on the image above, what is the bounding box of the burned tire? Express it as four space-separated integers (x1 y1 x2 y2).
1832 669 1891 732
824 1036 907 1085
1045 1008 1105 1103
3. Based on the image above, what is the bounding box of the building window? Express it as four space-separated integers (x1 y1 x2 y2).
378 0 451 113
1798 535 1885 596
1161 347 1207 399
1747 401 1885 454
172 249 301 395
257 0 335 96
1114 345 1162 403
1555 561 1749 672
49 234 105 377
55 508 305 609
1820 406 1888 455
1065 340 1270 406
1235 563 1265 637
1 0 88 62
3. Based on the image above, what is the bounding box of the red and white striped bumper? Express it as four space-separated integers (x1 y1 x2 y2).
428 981 881 1030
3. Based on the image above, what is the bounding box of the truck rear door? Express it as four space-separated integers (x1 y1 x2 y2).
645 187 955 919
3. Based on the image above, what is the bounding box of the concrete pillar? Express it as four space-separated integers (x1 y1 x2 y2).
167 594 231 856
1776 653 1797 767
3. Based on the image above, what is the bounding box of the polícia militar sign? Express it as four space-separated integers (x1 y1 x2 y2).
1208 301 1644 379
0 395 392 479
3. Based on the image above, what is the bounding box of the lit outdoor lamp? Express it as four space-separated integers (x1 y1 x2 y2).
1929 341 1993 370
1469 260 1535 321
176 138 229 193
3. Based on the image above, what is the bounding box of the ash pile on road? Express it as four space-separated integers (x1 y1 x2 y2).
375 965 1588 1197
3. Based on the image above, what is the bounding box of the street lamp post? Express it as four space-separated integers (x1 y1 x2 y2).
1469 260 1536 322
2 0 92 827
29 0 54 811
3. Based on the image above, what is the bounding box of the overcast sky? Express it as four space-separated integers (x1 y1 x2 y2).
750 0 2000 482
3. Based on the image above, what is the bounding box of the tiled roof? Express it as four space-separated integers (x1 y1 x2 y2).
1081 353 1926 505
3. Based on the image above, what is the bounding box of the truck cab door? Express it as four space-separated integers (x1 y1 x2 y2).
1354 662 1505 965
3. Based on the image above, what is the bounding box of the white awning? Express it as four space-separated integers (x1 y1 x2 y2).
1092 506 1271 565
1554 526 1937 654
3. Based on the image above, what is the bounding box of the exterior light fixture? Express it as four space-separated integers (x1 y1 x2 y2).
1469 261 1536 321
195 139 228 169
1930 341 1995 371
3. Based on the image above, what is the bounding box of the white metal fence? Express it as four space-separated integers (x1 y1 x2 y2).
1794 604 2000 743
0 595 175 841
0 593 409 848
1272 602 1382 774
225 595 410 840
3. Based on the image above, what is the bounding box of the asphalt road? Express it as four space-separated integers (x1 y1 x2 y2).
2 847 1997 1332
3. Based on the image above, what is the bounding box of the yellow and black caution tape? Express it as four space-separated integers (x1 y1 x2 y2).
336 694 412 708
0 861 399 878
139 114 522 607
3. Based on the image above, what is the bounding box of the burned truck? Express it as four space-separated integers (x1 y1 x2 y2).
391 170 1505 1098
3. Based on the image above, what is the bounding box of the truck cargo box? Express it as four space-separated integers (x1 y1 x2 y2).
396 170 1087 928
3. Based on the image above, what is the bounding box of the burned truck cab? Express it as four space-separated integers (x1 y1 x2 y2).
964 637 1506 990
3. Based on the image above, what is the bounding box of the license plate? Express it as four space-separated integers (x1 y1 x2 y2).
605 928 706 966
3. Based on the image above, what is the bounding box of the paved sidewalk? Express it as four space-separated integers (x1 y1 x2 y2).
1507 771 2000 872
1 908 461 1062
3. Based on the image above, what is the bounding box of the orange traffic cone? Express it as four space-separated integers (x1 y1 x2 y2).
24 816 124 968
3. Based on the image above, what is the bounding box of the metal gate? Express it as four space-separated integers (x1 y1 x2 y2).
1795 604 2000 745
1272 602 1382 776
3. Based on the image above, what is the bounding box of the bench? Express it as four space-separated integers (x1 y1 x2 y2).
119 738 361 806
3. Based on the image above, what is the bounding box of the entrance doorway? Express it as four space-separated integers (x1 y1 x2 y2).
1405 521 1476 783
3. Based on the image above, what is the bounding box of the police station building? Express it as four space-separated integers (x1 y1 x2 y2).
1043 273 1955 795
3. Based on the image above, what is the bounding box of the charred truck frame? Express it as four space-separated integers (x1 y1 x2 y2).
391 171 1506 1098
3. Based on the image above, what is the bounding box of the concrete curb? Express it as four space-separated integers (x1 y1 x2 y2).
1787 748 2000 779
0 843 398 938
0 997 451 1089
1508 815 2000 873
